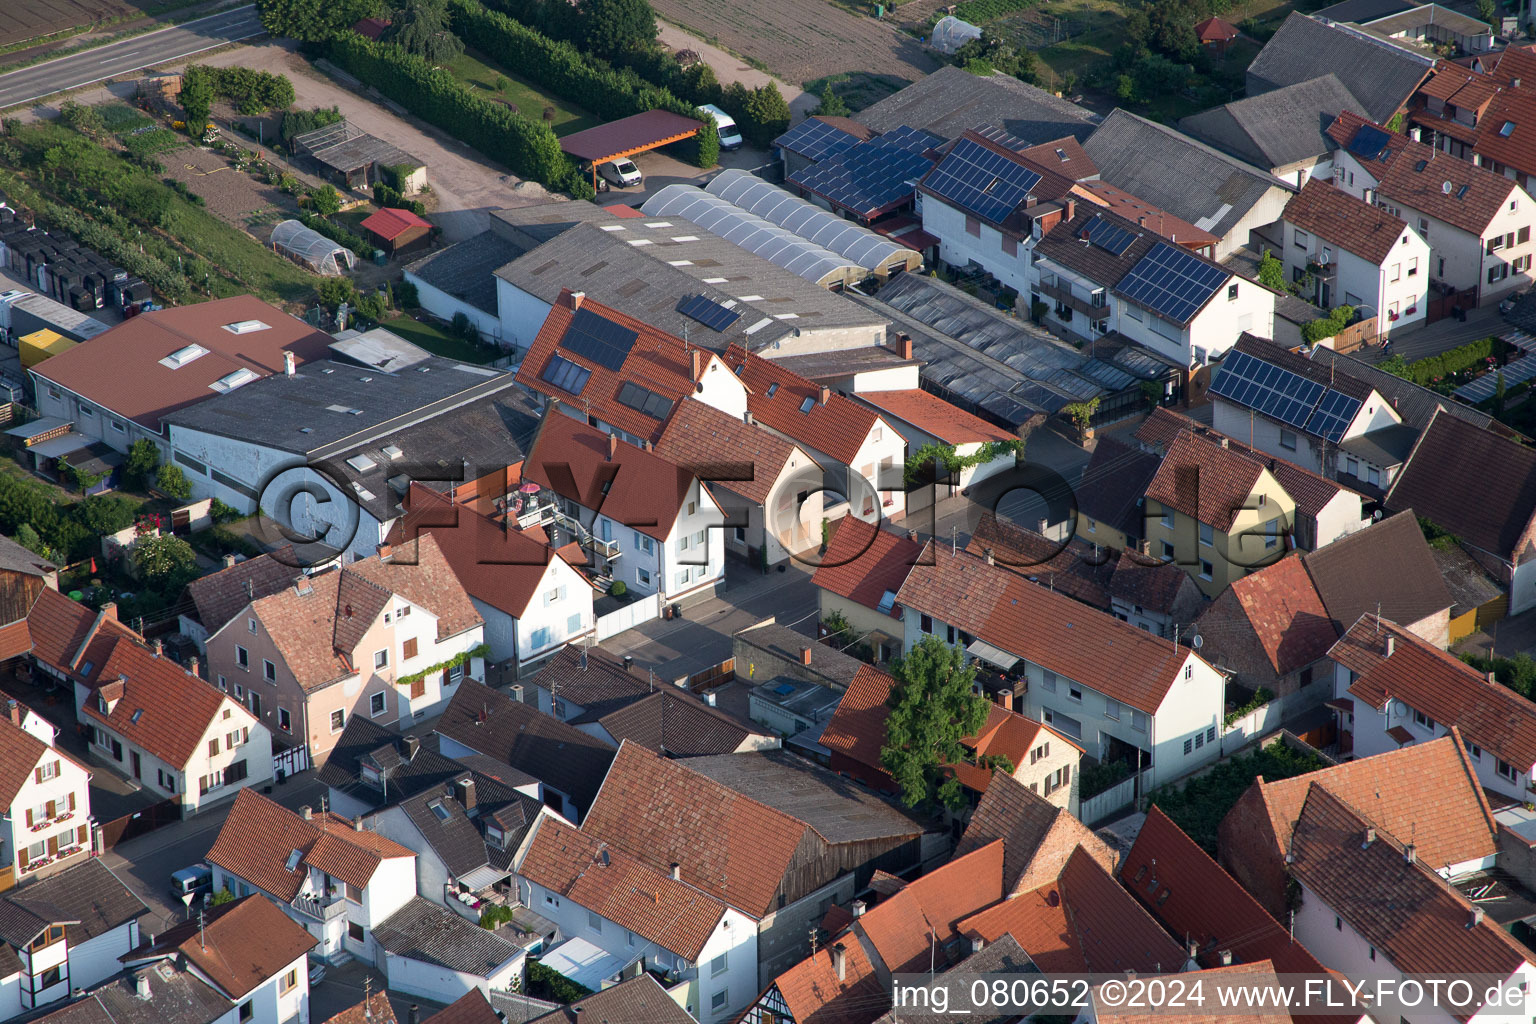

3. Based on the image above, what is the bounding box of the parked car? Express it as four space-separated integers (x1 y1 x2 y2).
700 104 743 150
599 158 643 188
307 954 327 987
169 863 212 905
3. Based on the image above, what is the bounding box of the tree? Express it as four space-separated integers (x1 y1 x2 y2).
816 83 850 117
308 184 342 216
1477 0 1497 26
743 82 790 148
124 439 160 489
255 0 381 42
74 495 140 536
880 634 990 812
131 534 200 593
579 0 657 59
15 523 52 562
210 887 236 906
1377 352 1411 380
156 463 193 501
179 65 214 133
388 0 463 65
319 276 356 310
1257 248 1286 291
59 101 105 139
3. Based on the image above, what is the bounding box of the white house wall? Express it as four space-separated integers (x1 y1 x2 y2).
1279 219 1430 332
68 921 142 993
922 198 1034 294
513 557 594 666
382 949 523 1005
405 271 503 348
495 281 554 352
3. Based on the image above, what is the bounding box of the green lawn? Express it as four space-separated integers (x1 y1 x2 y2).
444 49 600 137
381 315 497 363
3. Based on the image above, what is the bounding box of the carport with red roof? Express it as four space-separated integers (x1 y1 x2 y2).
559 110 702 192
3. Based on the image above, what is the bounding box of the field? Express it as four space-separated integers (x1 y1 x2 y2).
650 0 940 88
157 144 300 239
444 50 601 138
0 0 200 49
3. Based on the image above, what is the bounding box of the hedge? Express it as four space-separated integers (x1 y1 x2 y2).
1400 336 1505 387
322 33 589 195
298 211 373 258
445 0 718 168
373 181 426 215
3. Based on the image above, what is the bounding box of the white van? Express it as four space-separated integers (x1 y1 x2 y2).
598 158 643 188
701 104 744 150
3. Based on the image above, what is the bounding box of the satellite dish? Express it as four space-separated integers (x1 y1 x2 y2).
1318 251 1330 265
1373 508 1385 520
1192 634 1204 649
1442 180 1454 195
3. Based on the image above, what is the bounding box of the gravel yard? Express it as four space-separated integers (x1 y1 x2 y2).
652 0 940 87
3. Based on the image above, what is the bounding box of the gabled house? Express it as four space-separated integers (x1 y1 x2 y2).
76 632 272 814
811 517 923 664
1287 784 1536 1011
1386 408 1536 613
0 860 147 1016
954 769 1118 895
722 345 908 523
435 680 615 824
853 64 1100 143
896 542 1225 789
0 710 92 887
577 741 927 983
178 547 299 654
31 961 251 1024
1192 554 1338 699
1300 508 1451 643
1329 616 1536 800
1179 74 1369 186
1217 733 1498 917
204 788 417 964
1247 13 1433 124
372 896 526 1006
853 388 1019 504
528 974 697 1024
0 533 56 663
1030 208 1275 366
1073 435 1163 552
1412 46 1536 192
1280 178 1431 329
653 398 818 566
514 815 755 1022
205 535 485 763
1327 110 1536 303
522 415 725 606
388 485 593 670
121 895 318 1024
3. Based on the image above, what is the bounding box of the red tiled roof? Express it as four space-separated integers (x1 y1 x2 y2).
1219 554 1337 675
1018 136 1099 183
79 638 239 767
855 840 1005 974
578 741 811 918
722 344 884 466
525 414 696 542
1327 110 1517 234
966 514 1115 609
818 663 898 776
1289 785 1531 996
856 389 1014 444
956 770 1118 893
516 291 727 445
955 885 1084 972
898 543 1197 715
320 992 398 1024
31 296 333 431
1146 430 1267 532
0 715 50 807
1093 963 1295 1024
27 588 138 685
423 991 500 1024
1078 181 1220 251
811 517 921 616
361 208 431 241
1418 60 1500 110
206 789 414 902
519 817 726 958
1195 15 1237 41
1463 81 1536 182
184 547 299 635
653 398 804 506
1283 178 1411 266
768 935 884 1024
128 895 317 1000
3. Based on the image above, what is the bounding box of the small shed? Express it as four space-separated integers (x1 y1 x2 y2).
18 328 76 369
361 208 433 256
1195 16 1240 53
270 220 357 276
292 119 426 192
930 16 983 55
559 110 702 192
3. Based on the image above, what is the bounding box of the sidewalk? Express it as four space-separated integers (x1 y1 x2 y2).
655 22 818 120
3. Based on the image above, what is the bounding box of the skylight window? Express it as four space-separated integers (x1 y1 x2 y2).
285 849 303 871
131 708 143 724
766 382 779 398
161 344 208 369
429 800 451 821
877 590 897 614
1502 121 1517 137
347 455 376 472
352 483 377 501
222 320 271 335
210 368 259 393
382 445 403 460
800 396 816 413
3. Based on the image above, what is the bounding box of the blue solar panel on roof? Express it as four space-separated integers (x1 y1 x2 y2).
1083 215 1136 257
1349 125 1391 161
789 125 941 215
561 308 637 372
773 118 862 163
1117 242 1228 325
1304 388 1363 443
923 137 1041 225
1208 350 1324 430
677 294 743 332
541 354 591 396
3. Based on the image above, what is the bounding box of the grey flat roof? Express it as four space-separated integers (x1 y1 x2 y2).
772 346 920 381
855 65 1099 142
294 120 420 174
406 230 527 316
165 357 516 457
375 897 523 975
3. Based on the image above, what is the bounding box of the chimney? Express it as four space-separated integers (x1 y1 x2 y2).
152 638 163 656
906 530 918 542
301 805 312 820
354 816 365 832
900 335 913 359
1470 906 1486 927
7 698 18 726
998 689 1013 712
801 646 813 666
136 974 152 1000
1516 78 1523 89
188 655 200 677
1362 826 1376 847
691 349 704 380
1065 198 1075 221
830 943 847 981
623 655 634 673
819 385 830 406
568 291 585 310
402 735 420 762
1219 437 1229 449
1404 844 1417 865
1218 950 1232 966
705 691 717 707
969 933 985 954
223 554 237 569
1409 127 1422 144
983 547 995 566
283 350 296 377
377 543 393 560
409 1008 420 1024
607 434 618 462
1385 635 1396 657
455 777 477 812
669 863 681 880
100 601 117 622
1187 939 1199 959
850 899 866 918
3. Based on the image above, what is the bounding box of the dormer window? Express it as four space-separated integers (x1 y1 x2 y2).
361 764 382 788
486 825 504 849
285 849 303 872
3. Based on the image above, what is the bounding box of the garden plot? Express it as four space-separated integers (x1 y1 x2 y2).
158 146 299 242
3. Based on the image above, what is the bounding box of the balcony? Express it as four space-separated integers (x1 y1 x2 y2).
290 891 348 922
1036 278 1110 321
1307 258 1337 281
508 492 621 559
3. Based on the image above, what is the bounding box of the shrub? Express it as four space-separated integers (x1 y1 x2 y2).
210 497 243 524
1150 741 1326 853
395 280 420 308
298 211 372 258
155 463 193 501
124 439 161 488
279 106 343 149
372 181 426 215
1300 304 1355 345
608 579 627 597
131 534 200 593
526 960 593 1003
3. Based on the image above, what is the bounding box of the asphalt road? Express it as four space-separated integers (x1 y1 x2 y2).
0 5 263 110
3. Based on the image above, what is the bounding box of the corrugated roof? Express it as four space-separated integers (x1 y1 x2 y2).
374 896 524 974
1248 13 1432 122
1179 73 1368 170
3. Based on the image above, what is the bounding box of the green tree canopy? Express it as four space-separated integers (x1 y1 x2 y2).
816 83 850 117
1257 248 1285 292
880 634 991 811
388 0 463 65
123 439 160 489
578 0 657 59
155 463 193 501
256 0 381 42
178 65 214 132
131 534 200 593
